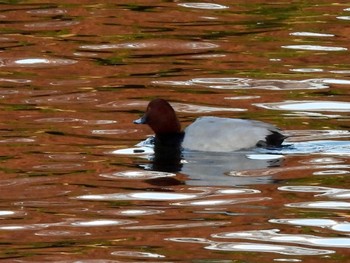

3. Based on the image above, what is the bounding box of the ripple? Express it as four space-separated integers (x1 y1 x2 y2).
337 16 350 20
111 251 165 258
0 138 35 143
70 219 136 227
178 3 229 9
0 78 31 84
215 189 261 195
84 120 117 125
0 223 53 231
47 153 86 161
212 229 350 248
254 100 350 112
98 209 164 216
269 218 350 234
0 177 56 188
81 43 153 50
289 32 334 37
281 45 347 51
192 53 226 58
287 130 350 141
225 95 261 100
279 111 343 118
24 20 80 28
300 157 344 164
246 154 284 160
279 185 339 193
0 37 13 41
100 100 241 113
286 201 350 210
25 92 97 104
49 79 90 86
313 170 349 176
80 40 218 51
166 237 211 244
0 57 77 68
91 129 137 135
35 117 116 125
8 185 71 200
228 163 350 177
309 78 350 85
35 117 88 123
0 89 18 95
35 230 91 236
290 68 324 73
330 70 350 74
99 170 176 180
0 211 15 217
172 102 245 113
76 192 200 201
269 218 339 227
33 163 84 170
153 78 328 90
27 8 67 15
14 201 75 207
172 197 270 206
97 100 147 109
205 242 333 255
0 210 26 218
122 221 229 230
331 223 350 233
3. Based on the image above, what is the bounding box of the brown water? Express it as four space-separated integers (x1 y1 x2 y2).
1 1 350 262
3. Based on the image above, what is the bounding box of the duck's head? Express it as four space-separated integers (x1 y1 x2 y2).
134 98 181 135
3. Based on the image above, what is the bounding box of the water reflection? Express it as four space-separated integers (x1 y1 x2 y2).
114 141 285 186
181 151 283 186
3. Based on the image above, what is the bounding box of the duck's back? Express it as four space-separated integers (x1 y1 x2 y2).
182 116 283 152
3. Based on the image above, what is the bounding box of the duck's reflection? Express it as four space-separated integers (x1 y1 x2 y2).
151 138 183 172
138 138 283 186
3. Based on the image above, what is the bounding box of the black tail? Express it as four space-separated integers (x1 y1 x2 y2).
265 130 287 147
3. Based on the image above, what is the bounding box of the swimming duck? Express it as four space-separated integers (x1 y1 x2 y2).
134 98 286 152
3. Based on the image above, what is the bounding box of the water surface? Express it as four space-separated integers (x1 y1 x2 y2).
0 1 350 262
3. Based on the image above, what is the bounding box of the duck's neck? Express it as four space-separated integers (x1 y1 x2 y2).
155 132 185 147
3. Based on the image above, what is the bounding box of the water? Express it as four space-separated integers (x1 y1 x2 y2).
0 1 350 262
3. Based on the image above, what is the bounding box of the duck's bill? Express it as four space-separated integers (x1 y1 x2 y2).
133 115 146 124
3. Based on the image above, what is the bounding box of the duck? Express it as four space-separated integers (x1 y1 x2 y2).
134 98 286 152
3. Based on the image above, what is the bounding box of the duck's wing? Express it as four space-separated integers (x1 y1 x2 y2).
183 117 286 152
